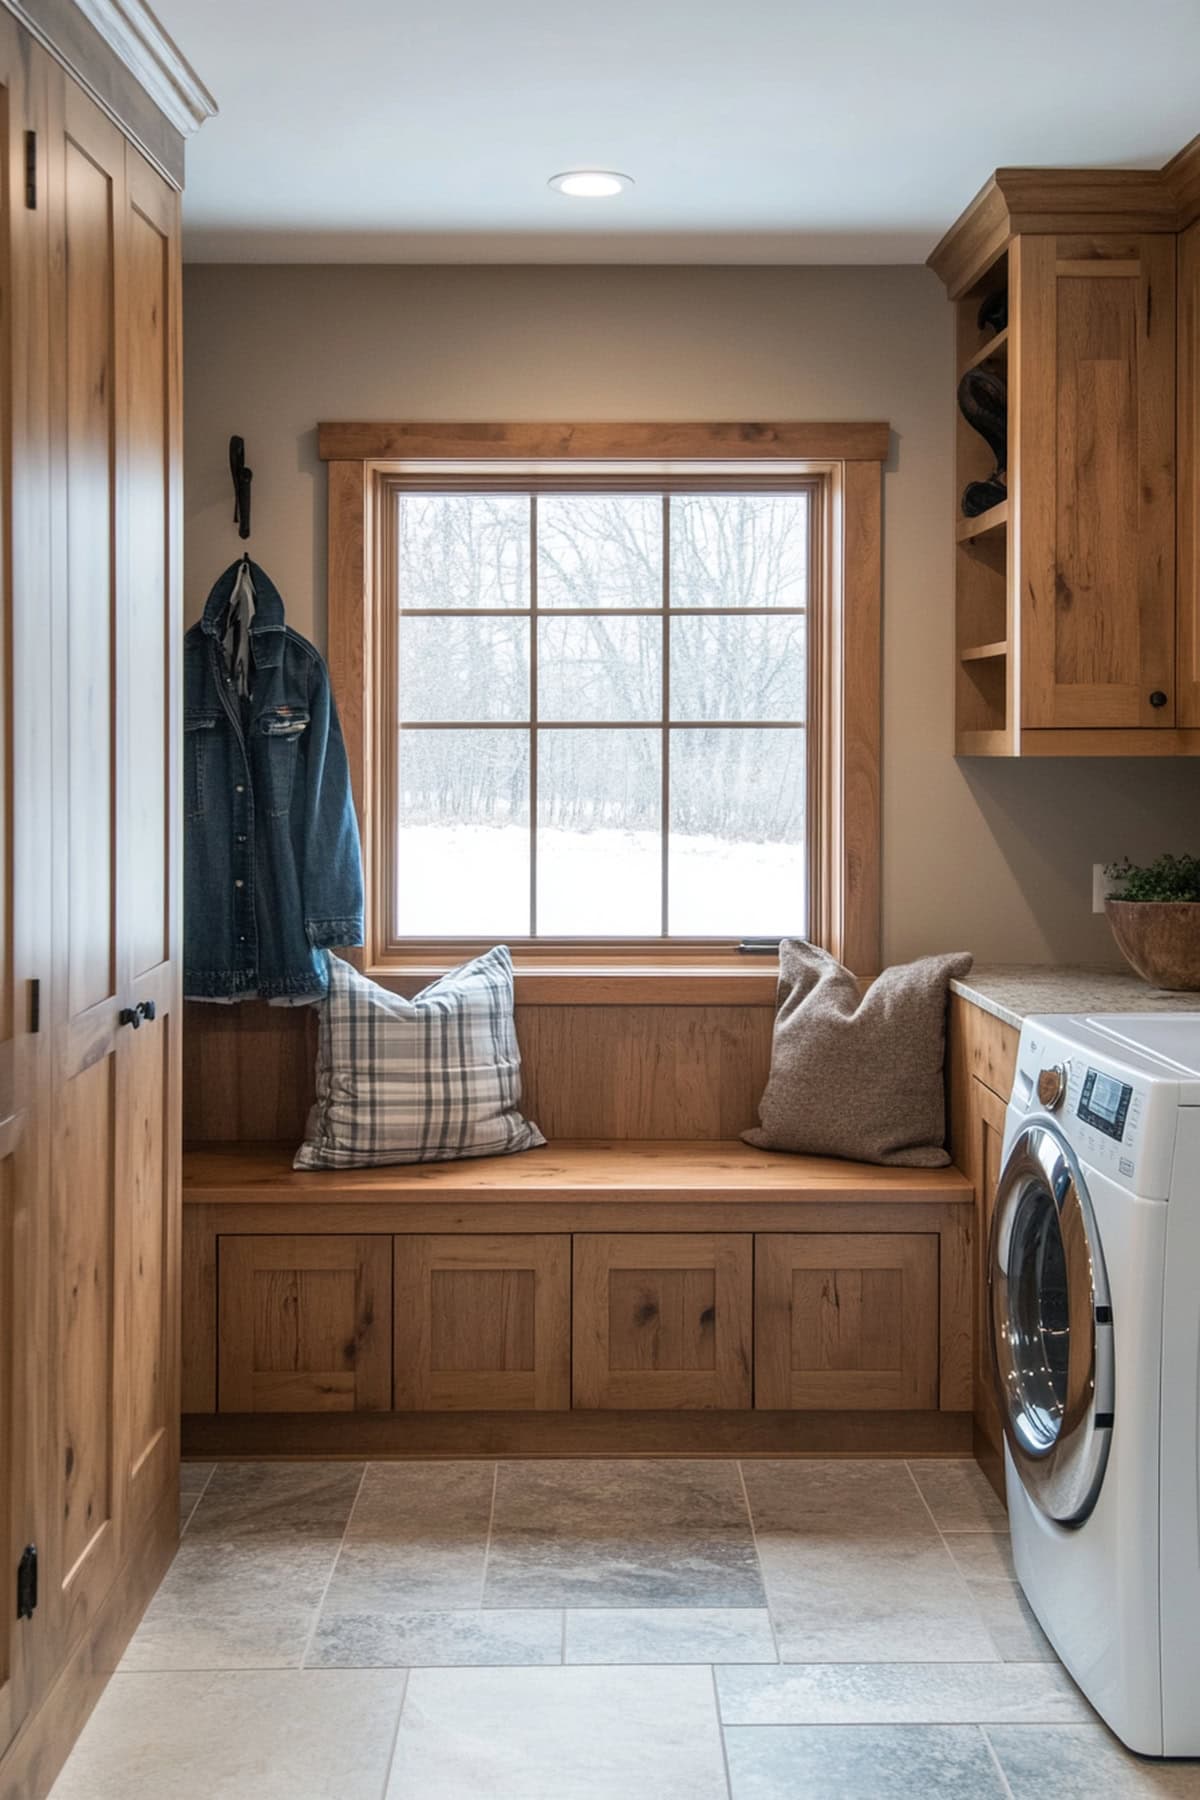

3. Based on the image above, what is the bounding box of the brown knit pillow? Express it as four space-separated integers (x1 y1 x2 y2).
743 941 973 1167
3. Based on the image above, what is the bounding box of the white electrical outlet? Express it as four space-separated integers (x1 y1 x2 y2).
1093 863 1114 914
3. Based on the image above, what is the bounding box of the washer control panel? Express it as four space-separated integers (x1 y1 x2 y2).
1077 1068 1133 1141
1017 1033 1145 1182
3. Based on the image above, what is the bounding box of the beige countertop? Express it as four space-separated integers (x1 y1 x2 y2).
951 964 1200 1032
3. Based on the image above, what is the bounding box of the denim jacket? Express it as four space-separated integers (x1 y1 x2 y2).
184 560 364 1000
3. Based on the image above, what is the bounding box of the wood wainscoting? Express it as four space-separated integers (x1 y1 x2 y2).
182 997 777 1143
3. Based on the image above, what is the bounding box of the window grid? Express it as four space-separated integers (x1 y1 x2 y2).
394 489 810 941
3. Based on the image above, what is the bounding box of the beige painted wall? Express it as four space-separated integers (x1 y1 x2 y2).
183 263 1200 967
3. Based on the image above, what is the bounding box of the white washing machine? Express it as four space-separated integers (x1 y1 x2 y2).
989 1013 1200 1757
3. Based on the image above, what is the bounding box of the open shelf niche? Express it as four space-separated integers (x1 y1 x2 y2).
955 248 1012 754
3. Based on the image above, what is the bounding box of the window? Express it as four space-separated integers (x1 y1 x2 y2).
392 487 811 941
322 422 884 990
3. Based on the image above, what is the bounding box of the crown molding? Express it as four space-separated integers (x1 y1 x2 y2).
1165 132 1200 232
71 0 215 135
929 132 1200 294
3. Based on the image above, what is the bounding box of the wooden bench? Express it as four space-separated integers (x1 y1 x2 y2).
183 1139 974 1460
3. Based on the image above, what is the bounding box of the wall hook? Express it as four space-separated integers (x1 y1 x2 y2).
229 435 252 541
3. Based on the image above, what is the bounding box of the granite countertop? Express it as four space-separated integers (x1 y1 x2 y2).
951 964 1200 1031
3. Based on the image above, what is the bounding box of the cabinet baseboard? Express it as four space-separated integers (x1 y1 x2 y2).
183 1409 973 1461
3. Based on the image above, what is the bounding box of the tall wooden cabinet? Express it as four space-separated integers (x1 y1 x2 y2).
931 142 1200 754
0 9 188 1796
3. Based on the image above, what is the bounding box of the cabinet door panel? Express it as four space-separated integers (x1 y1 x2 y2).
48 78 126 1654
395 1235 569 1410
1017 233 1176 729
755 1233 939 1410
971 1080 1009 1460
116 145 181 1548
573 1234 752 1409
0 15 52 1757
219 1236 392 1412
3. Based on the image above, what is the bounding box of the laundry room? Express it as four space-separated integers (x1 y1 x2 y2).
2 3 1200 1797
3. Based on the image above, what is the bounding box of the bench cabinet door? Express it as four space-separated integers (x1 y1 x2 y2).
218 1235 393 1412
394 1234 570 1410
755 1233 940 1410
573 1234 753 1409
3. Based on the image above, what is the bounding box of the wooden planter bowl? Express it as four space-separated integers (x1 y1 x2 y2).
1105 900 1200 992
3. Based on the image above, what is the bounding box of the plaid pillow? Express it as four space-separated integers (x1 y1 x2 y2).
294 947 545 1169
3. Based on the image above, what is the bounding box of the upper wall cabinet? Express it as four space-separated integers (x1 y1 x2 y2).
930 144 1200 755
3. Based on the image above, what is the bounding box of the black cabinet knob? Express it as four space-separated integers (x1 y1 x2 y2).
1150 691 1168 708
118 1000 157 1029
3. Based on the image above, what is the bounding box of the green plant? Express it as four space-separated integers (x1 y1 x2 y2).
1106 854 1200 903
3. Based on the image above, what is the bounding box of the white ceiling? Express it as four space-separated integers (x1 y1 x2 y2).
156 0 1200 264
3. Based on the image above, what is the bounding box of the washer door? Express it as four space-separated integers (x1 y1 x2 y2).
989 1122 1114 1525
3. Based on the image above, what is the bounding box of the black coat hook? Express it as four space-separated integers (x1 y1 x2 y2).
229 435 252 541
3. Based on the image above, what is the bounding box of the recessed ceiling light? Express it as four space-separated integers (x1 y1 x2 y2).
548 170 633 199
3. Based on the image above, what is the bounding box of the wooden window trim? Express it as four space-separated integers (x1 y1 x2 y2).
325 423 883 1004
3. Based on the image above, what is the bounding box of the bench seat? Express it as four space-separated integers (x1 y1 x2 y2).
182 1139 974 1459
184 1138 973 1205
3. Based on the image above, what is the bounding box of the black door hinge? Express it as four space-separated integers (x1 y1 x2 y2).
16 1544 37 1620
23 131 36 209
28 977 39 1035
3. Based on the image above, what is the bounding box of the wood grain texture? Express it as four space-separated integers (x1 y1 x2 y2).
0 1489 177 1800
1165 132 1200 232
218 1235 392 1414
181 1202 216 1414
183 1407 973 1461
837 460 882 974
573 1233 752 1409
929 161 1184 299
184 1139 973 1204
0 11 55 1758
183 1000 317 1142
0 26 184 1799
755 1233 940 1410
518 1004 774 1140
1180 219 1200 727
394 1234 569 1410
183 998 776 1143
317 419 891 463
946 996 1019 1462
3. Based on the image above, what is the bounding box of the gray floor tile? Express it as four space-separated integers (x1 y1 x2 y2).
123 1464 363 1670
987 1724 1200 1796
493 1458 752 1527
486 1527 763 1607
940 1527 1056 1661
309 1607 563 1667
908 1459 1008 1532
487 1459 760 1607
944 1529 1018 1585
321 1461 495 1613
184 1461 363 1539
759 1533 997 1663
973 1581 1058 1662
179 1463 215 1496
724 1724 1008 1798
48 1670 406 1800
742 1460 938 1537
388 1664 727 1798
565 1606 776 1664
717 1660 1091 1724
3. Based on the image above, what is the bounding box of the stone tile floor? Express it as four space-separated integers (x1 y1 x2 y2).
49 1457 1200 1798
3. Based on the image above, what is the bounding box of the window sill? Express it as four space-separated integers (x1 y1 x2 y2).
365 960 782 1006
